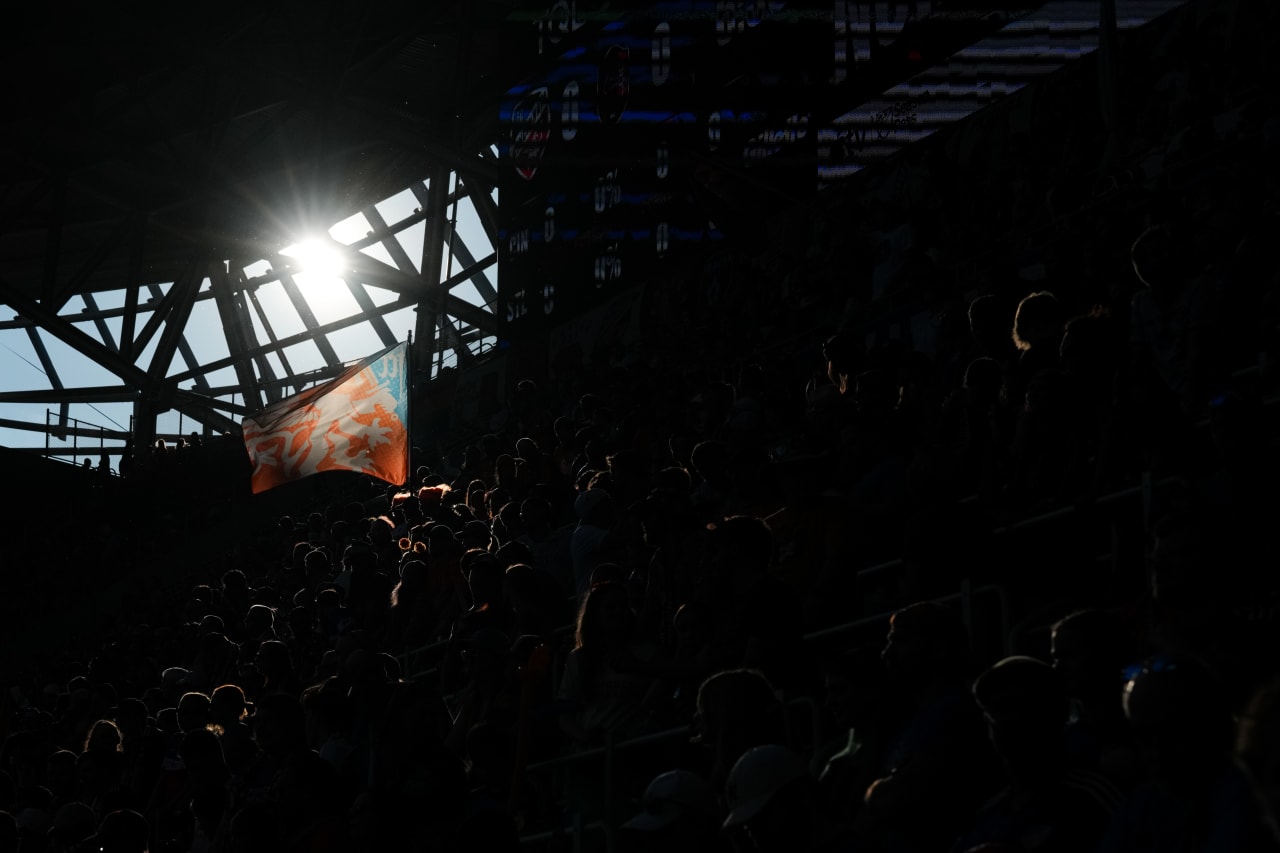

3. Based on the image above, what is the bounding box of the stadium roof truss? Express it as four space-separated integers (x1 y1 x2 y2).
0 0 1193 454
0 1 507 448
0 173 499 432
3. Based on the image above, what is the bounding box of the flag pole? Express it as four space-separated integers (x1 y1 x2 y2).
405 330 414 489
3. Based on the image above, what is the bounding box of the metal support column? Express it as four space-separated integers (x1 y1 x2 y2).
415 164 452 378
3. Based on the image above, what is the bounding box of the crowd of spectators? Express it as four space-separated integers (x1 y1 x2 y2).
3 1 1280 851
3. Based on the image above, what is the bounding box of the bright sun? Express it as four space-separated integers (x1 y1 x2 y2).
281 238 346 280
277 237 363 324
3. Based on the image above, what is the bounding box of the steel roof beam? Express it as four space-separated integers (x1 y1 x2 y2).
144 258 206 383
166 289 420 386
0 274 232 433
210 265 265 414
407 180 498 306
0 386 136 403
39 173 66 304
459 171 501 250
120 211 146 358
79 293 119 353
23 327 67 428
360 204 421 277
0 284 221 331
0 280 143 387
242 284 286 405
51 220 131 310
132 283 183 359
0 417 130 440
342 277 399 349
274 268 341 368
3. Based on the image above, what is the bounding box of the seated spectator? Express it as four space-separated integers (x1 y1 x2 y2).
209 684 256 776
621 769 727 853
89 808 149 853
385 559 436 651
1050 608 1139 786
571 488 619 603
691 668 785 792
1128 222 1223 418
700 515 804 692
503 562 568 639
45 749 78 811
445 628 520 756
48 801 96 851
1236 679 1280 849
1099 653 1264 852
862 601 1000 852
1007 289 1064 411
558 581 662 748
813 646 892 823
954 655 1123 852
721 744 854 853
177 728 229 849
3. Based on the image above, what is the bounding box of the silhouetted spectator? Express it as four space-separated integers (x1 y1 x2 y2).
1099 653 1262 852
558 581 661 748
955 655 1123 852
721 744 853 853
1008 290 1065 411
862 602 999 852
692 668 785 792
621 769 727 853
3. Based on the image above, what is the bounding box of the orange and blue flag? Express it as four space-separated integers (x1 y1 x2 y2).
241 341 410 494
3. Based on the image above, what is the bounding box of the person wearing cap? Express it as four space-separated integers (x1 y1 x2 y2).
954 655 1123 853
721 744 854 852
1098 653 1267 853
621 769 728 853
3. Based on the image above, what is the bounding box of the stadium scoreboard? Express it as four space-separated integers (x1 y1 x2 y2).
497 1 831 339
496 2 1040 340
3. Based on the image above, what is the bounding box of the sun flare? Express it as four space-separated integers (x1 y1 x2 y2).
281 238 346 280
